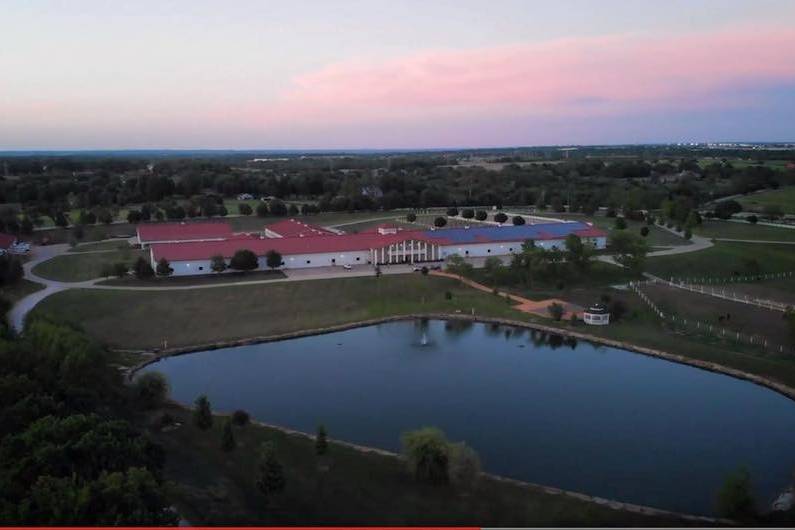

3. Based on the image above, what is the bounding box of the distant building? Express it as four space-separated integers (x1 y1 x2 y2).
583 303 610 325
136 221 233 248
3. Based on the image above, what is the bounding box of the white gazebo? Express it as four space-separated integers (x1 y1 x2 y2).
583 303 610 325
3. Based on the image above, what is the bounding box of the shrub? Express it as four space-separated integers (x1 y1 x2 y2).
547 302 565 321
265 249 282 270
256 442 286 504
238 203 253 216
640 226 650 237
155 258 173 276
512 215 525 226
433 216 447 228
232 409 250 426
256 202 269 217
210 254 227 273
446 207 459 217
133 257 155 279
449 442 481 489
461 208 474 219
614 217 627 230
421 266 429 275
112 262 128 278
475 210 487 221
406 212 417 222
494 212 508 224
747 215 758 224
717 468 757 520
609 299 628 321
229 249 259 271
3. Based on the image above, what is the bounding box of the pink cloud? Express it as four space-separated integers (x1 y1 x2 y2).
249 25 795 128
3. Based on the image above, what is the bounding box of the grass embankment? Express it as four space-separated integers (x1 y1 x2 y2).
737 186 795 215
0 279 45 304
151 405 680 526
32 248 146 282
693 221 795 242
646 242 795 279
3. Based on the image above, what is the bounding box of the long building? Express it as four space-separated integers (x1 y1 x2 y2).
144 218 607 276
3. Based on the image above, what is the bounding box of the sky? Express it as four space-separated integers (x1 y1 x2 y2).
1 0 794 150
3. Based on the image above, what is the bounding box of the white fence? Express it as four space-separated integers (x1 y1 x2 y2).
629 280 794 356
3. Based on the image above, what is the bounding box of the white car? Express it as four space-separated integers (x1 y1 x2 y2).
342 264 353 270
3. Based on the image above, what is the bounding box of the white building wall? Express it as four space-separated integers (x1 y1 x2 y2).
167 249 373 276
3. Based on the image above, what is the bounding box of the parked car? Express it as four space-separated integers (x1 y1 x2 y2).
342 264 353 270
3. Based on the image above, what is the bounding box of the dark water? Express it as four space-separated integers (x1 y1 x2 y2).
140 319 795 515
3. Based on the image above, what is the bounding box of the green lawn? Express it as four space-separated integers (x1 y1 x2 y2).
149 405 679 526
0 279 45 304
693 220 795 241
97 269 286 287
69 239 133 252
737 186 795 215
553 213 688 248
646 242 795 280
32 248 145 282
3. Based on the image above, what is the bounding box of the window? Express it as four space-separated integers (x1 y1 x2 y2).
356 257 360 261
198 266 203 271
487 249 491 253
306 260 311 264
509 247 513 252
465 250 469 255
331 258 336 263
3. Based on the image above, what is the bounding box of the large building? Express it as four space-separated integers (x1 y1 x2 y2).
144 218 607 276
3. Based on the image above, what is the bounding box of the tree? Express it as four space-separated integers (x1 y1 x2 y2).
221 419 236 452
717 468 756 520
564 233 593 272
238 203 253 216
401 427 450 484
133 257 154 279
614 217 627 230
747 215 758 224
265 249 282 270
406 212 417 222
133 372 169 409
461 208 474 219
640 226 650 237
229 249 259 271
474 210 487 221
210 254 227 273
494 212 508 224
483 256 503 279
155 258 172 276
127 210 142 224
316 424 328 455
609 231 649 274
232 409 250 426
714 199 742 219
269 199 288 216
256 442 286 504
449 442 481 490
256 202 269 217
446 207 459 217
20 216 34 235
433 216 447 228
193 395 213 430
512 215 525 226
547 302 565 321
445 254 473 277
684 228 692 240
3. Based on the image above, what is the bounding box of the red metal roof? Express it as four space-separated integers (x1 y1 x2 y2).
265 218 336 238
0 233 16 249
137 221 233 243
150 230 433 262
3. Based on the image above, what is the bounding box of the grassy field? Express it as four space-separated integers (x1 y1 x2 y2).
693 220 795 241
553 213 688 248
737 186 795 215
32 275 523 349
97 270 286 287
32 248 145 282
646 242 795 280
149 404 679 526
0 278 45 304
69 239 133 252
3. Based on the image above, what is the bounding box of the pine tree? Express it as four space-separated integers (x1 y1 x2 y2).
256 442 286 504
221 419 236 451
193 395 213 430
316 424 328 455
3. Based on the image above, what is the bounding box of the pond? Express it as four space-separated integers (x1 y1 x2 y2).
140 319 795 515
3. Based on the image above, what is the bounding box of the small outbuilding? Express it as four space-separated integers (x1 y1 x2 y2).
583 303 610 326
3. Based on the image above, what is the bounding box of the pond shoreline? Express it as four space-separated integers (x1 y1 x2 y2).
128 312 795 405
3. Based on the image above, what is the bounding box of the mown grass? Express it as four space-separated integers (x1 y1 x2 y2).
150 405 681 526
0 278 45 304
646 242 795 280
97 269 286 287
69 239 133 252
737 186 795 215
693 220 795 241
32 248 145 282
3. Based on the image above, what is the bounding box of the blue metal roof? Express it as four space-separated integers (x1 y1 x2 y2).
422 221 594 244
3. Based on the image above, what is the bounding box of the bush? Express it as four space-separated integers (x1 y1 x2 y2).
717 468 757 520
608 299 628 321
133 257 155 279
449 442 481 489
402 427 450 485
406 212 417 222
493 212 508 224
512 215 525 225
461 208 474 219
193 395 213 430
547 302 565 321
229 249 259 271
433 216 447 228
133 372 169 409
475 210 487 221
640 226 649 237
155 258 173 276
232 409 250 426
238 203 253 216
446 207 459 217
210 254 227 273
614 217 627 230
265 249 282 269
256 202 269 217
747 215 758 224
112 262 128 278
